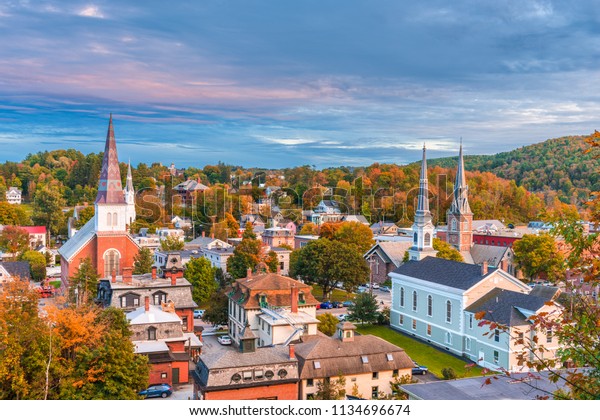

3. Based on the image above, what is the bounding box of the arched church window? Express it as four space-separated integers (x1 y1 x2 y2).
413 233 418 244
451 219 457 231
103 249 120 277
424 233 431 246
106 212 112 227
113 212 118 226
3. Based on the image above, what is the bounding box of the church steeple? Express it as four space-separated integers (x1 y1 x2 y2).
408 144 437 261
95 114 126 205
446 140 473 252
124 160 136 226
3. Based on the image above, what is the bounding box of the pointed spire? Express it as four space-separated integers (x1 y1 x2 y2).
417 144 430 213
126 159 134 193
95 115 126 204
450 141 472 214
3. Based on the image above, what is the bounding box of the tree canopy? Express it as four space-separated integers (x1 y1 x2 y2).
185 257 217 305
512 233 564 282
133 247 154 275
348 292 379 325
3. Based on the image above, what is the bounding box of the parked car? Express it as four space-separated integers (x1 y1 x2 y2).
138 384 173 399
320 301 334 309
357 286 368 293
217 335 232 345
380 286 391 293
342 301 354 307
371 283 380 290
331 301 344 308
193 309 205 319
337 313 348 321
412 362 428 375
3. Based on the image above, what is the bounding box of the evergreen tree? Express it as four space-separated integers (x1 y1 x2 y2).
316 313 339 336
185 257 217 305
69 258 99 306
133 247 154 275
227 223 261 279
348 292 379 325
314 375 346 400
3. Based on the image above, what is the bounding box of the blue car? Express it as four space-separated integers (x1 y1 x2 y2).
138 383 173 398
320 301 334 309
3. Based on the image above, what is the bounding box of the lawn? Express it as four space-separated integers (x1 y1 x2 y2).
356 325 484 379
49 280 61 289
311 284 355 302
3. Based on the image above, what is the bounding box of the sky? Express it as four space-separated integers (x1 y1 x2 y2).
0 1 599 169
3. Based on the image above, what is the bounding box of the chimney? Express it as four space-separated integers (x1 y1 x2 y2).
291 286 298 313
123 267 133 284
501 259 508 272
276 263 281 275
481 261 488 276
111 269 117 283
211 232 214 239
289 343 296 360
247 267 252 279
151 266 157 280
202 231 205 238
145 296 150 312
170 272 177 286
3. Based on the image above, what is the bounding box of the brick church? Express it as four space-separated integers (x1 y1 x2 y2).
59 115 138 289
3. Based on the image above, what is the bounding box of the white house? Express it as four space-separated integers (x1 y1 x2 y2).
5 187 22 204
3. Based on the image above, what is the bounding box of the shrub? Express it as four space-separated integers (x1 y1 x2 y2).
442 367 457 380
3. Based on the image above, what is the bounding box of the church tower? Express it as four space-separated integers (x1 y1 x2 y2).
446 141 473 251
94 114 128 233
408 145 437 261
124 160 136 228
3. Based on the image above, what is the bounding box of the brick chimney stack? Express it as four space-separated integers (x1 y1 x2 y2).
123 267 133 284
202 231 205 238
481 261 488 276
247 267 252 279
170 272 177 286
501 259 508 272
151 266 157 280
291 285 298 313
289 343 296 360
111 269 116 283
145 296 150 312
276 262 281 275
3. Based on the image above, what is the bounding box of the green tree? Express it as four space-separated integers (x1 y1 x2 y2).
73 206 95 229
185 257 217 305
32 184 66 238
432 238 464 262
69 258 99 306
133 247 154 275
159 235 184 251
203 290 229 326
0 225 30 260
290 239 369 299
314 374 346 400
20 250 47 281
299 222 318 235
348 292 379 325
512 233 564 281
0 202 31 225
227 223 262 279
316 313 339 336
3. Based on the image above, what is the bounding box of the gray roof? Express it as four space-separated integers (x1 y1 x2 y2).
472 219 506 232
528 285 561 300
365 242 412 267
393 256 498 291
342 215 370 224
465 288 551 326
401 371 568 400
470 244 510 267
0 261 31 280
58 217 96 261
199 344 295 370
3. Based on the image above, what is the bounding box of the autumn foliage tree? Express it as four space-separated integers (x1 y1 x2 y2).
0 225 30 260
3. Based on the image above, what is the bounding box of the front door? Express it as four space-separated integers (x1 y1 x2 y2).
172 368 180 384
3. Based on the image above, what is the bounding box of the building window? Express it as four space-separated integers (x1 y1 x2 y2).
153 291 167 305
446 300 452 323
306 393 315 400
392 369 399 377
412 291 418 311
307 379 314 387
445 332 452 345
412 319 417 330
254 370 264 380
399 314 404 325
518 332 524 343
424 233 431 247
465 337 471 351
400 287 405 307
113 212 118 226
161 372 167 379
494 329 500 342
413 233 418 245
103 249 120 277
372 386 379 399
106 212 111 227
469 313 473 329
182 316 188 332
451 219 457 231
493 351 499 364
546 329 553 343
426 324 432 336
147 327 157 341
242 371 253 381
427 295 433 317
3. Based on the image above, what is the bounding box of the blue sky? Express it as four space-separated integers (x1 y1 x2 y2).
0 1 599 168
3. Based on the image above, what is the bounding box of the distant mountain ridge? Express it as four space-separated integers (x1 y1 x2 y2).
428 135 598 205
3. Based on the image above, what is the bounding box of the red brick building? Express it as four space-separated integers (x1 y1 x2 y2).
59 116 138 289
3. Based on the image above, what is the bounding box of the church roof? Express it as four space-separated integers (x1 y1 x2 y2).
58 217 97 262
449 142 472 214
393 256 498 291
365 241 412 267
95 115 126 205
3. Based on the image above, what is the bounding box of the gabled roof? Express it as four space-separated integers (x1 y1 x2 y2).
470 244 510 267
58 217 97 262
95 115 126 205
228 273 320 309
465 288 556 326
393 256 498 291
174 179 208 192
342 215 370 224
20 226 47 235
0 261 31 280
295 335 413 379
127 305 182 325
365 241 412 267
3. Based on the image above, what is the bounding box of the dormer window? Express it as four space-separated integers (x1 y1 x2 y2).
298 292 305 304
259 294 267 308
153 291 167 305
147 326 157 341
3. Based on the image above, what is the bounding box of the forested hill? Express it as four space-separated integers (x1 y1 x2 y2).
428 136 599 205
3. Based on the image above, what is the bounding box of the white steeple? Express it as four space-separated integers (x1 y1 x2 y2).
408 144 437 261
124 160 136 227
